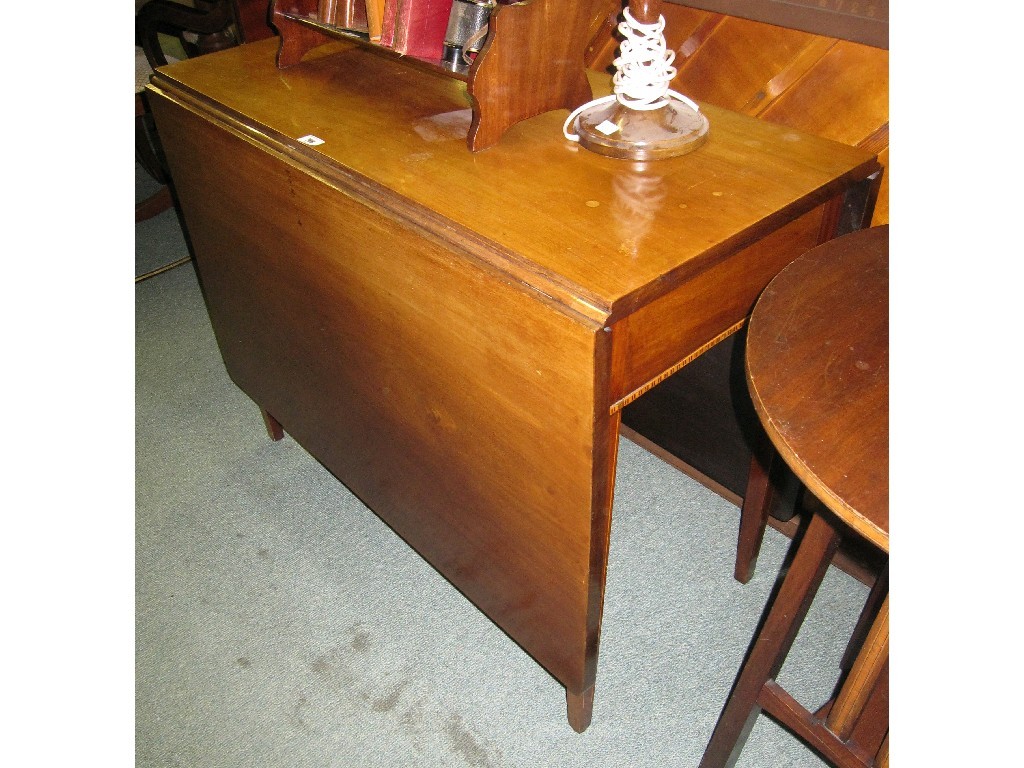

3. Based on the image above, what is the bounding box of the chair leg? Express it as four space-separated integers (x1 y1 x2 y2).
261 408 284 441
875 733 889 768
700 512 840 768
840 563 889 674
136 91 169 184
827 594 889 740
566 684 595 733
735 436 775 584
136 185 174 222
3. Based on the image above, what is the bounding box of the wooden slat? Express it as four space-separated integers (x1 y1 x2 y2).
740 37 836 116
759 682 874 768
670 11 726 67
672 16 826 113
665 0 888 50
759 41 889 147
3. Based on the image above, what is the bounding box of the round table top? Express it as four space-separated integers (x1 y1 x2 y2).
746 226 888 553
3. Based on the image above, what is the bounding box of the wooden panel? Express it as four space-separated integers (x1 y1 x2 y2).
672 16 825 113
760 41 889 148
759 40 889 226
468 0 610 150
235 0 276 41
611 205 824 409
666 0 888 50
150 91 615 693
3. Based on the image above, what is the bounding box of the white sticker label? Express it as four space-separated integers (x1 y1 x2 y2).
298 134 325 146
595 120 620 136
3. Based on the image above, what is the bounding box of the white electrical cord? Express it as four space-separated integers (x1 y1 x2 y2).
563 8 700 142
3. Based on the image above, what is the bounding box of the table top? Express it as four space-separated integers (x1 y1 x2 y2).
745 225 888 552
149 38 878 323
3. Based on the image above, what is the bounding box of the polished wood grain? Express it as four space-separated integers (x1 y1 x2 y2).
269 0 620 150
468 0 620 151
152 87 613 702
733 224 888 579
746 226 889 550
630 0 660 23
587 3 889 227
234 0 276 41
150 39 877 317
701 226 889 767
147 38 878 730
608 0 889 548
667 0 888 50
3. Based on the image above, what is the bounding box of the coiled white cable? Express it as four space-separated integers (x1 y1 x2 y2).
563 8 700 142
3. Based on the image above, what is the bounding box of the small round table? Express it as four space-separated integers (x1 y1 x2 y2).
748 225 888 550
701 225 889 768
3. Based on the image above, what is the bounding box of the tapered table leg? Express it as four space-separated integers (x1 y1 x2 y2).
567 685 595 733
735 445 774 584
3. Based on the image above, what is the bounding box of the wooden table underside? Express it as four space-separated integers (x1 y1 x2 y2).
148 38 878 730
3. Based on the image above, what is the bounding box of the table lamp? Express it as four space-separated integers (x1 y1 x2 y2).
564 0 709 160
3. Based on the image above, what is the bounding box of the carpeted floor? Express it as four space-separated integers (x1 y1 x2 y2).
135 162 870 767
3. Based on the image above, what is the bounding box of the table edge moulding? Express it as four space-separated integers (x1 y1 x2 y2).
146 35 881 732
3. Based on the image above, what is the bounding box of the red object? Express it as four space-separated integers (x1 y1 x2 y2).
382 0 454 59
379 0 400 46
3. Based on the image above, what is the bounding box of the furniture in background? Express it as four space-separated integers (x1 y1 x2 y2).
145 31 879 730
135 0 274 223
700 225 889 767
137 0 273 68
136 46 175 222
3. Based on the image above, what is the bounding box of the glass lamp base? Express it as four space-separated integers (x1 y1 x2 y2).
574 100 709 161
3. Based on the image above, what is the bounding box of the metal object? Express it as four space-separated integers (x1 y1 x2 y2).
441 0 495 73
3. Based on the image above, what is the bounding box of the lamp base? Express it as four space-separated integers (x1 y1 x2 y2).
574 99 709 161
